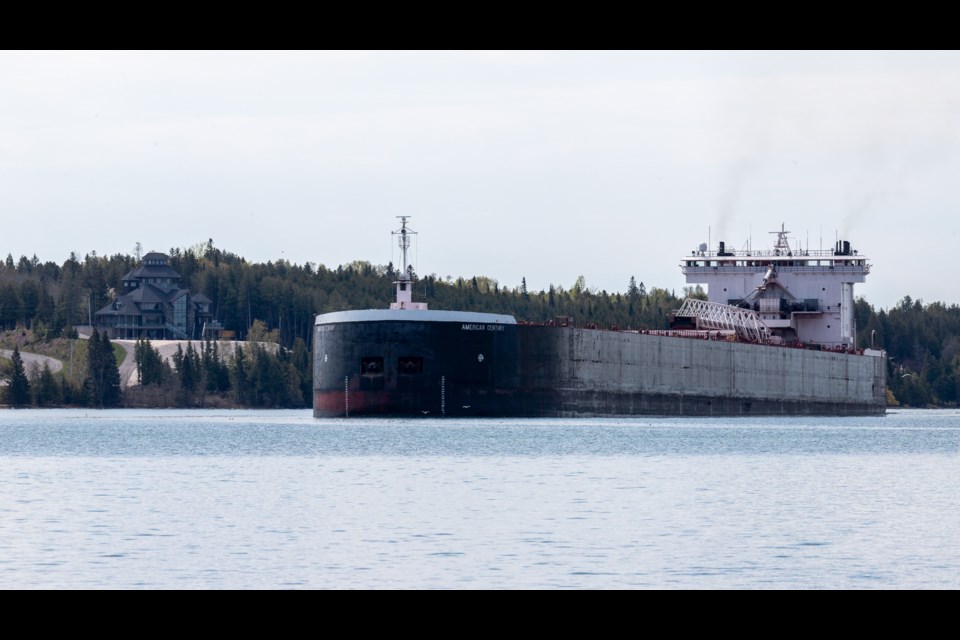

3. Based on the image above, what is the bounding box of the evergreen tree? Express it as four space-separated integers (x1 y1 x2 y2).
251 343 280 406
291 337 312 406
18 280 41 327
232 344 249 404
172 343 183 378
33 362 61 407
134 339 165 386
85 328 104 405
209 342 231 393
99 331 122 407
84 329 122 407
172 344 188 405
0 284 19 330
5 346 31 406
218 346 231 393
172 342 202 403
627 276 639 302
203 340 230 394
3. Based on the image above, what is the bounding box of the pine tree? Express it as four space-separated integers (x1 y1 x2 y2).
5 346 31 406
173 343 195 395
99 331 122 407
33 362 61 407
201 340 231 394
85 328 103 406
249 341 282 406
0 284 20 330
187 342 202 391
84 329 122 407
627 276 639 304
214 343 231 393
134 339 165 386
292 337 311 406
232 344 249 404
171 342 206 405
203 340 218 394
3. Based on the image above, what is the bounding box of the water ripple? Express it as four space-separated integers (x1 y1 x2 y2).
0 408 958 588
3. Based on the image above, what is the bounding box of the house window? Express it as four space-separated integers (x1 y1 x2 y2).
172 295 187 330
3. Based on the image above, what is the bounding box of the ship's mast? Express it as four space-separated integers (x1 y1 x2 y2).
770 222 791 256
389 216 428 311
393 216 416 282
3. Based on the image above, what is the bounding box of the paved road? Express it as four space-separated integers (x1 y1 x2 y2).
0 349 64 385
112 341 138 388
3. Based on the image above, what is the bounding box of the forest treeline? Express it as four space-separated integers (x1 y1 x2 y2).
123 329 312 410
1 240 959 406
0 241 690 344
853 296 960 406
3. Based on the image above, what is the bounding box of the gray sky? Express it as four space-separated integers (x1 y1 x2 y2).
2 51 958 309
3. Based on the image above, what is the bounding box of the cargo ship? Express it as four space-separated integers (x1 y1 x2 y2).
314 219 886 417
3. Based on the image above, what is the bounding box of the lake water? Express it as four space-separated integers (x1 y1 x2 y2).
1 409 958 589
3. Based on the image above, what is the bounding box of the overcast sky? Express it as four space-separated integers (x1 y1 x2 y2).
2 51 958 309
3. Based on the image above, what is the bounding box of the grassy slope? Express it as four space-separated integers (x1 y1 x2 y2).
0 331 124 386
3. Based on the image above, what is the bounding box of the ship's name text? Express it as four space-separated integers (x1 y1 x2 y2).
462 323 505 332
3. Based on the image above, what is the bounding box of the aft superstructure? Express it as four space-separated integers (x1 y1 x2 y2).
681 225 870 348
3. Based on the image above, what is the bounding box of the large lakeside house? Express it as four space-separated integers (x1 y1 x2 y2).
93 252 222 340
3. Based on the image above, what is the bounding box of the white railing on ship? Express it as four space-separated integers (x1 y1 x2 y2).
682 265 870 274
690 248 859 258
674 298 771 343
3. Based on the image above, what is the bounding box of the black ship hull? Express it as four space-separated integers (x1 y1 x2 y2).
314 311 887 418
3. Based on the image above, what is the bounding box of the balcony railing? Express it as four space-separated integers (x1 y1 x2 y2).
682 264 870 275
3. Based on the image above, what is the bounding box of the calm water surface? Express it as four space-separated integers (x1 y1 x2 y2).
1 409 958 589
